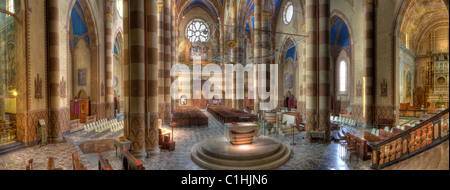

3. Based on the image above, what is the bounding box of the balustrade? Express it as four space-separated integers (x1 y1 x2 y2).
371 108 449 169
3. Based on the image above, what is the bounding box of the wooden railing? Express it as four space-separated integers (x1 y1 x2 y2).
121 149 145 170
371 108 449 169
98 153 113 170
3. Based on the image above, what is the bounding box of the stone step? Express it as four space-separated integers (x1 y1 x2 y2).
191 143 291 170
0 141 26 156
191 136 292 170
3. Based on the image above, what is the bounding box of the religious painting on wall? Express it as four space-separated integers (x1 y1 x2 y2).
35 74 43 99
405 71 412 102
285 75 293 89
60 77 67 98
356 80 362 97
180 95 187 106
381 79 388 97
113 76 118 88
6 43 16 92
78 69 87 86
101 81 105 96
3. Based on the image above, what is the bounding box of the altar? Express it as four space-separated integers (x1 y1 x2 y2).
224 122 260 145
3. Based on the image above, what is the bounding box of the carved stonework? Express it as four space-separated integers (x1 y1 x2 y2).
381 79 388 97
60 77 67 98
356 80 362 97
35 74 43 99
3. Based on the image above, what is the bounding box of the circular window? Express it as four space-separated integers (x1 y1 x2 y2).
284 3 294 24
186 20 210 43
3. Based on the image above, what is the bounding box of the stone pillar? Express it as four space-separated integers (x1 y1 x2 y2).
48 0 67 143
231 0 237 109
123 0 130 139
171 0 176 113
253 0 261 115
261 10 271 110
157 1 165 122
146 0 160 156
318 0 331 140
128 0 146 158
364 0 375 127
164 0 172 123
105 0 114 119
305 0 318 139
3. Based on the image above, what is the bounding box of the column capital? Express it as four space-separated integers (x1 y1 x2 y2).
158 2 164 13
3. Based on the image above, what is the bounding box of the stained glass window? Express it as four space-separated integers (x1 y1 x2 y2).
284 3 293 24
339 60 347 92
186 20 209 43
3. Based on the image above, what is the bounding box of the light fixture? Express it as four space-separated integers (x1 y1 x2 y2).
13 91 17 96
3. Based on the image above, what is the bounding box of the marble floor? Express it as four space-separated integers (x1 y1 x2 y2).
0 111 373 170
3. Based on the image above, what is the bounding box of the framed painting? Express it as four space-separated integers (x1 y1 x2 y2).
78 69 87 86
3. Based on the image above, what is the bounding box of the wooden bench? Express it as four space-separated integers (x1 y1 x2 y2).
98 153 113 170
121 150 145 170
379 129 395 139
72 154 87 170
363 131 383 143
47 157 62 170
346 132 371 161
377 119 394 129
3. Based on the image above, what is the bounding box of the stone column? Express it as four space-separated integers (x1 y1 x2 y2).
231 0 237 109
253 0 261 115
261 10 271 110
48 0 67 143
364 0 375 127
157 1 165 121
318 0 331 140
164 0 172 123
128 0 146 158
305 0 318 139
147 0 160 156
171 0 176 113
123 0 130 138
105 0 114 119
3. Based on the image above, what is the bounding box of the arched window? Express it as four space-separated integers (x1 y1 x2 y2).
116 0 123 17
283 2 294 25
339 60 347 92
186 20 209 43
7 0 14 13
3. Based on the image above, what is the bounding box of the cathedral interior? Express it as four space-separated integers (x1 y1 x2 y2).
0 0 449 172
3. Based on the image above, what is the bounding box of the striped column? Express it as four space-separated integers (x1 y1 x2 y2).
364 0 375 126
123 0 130 139
157 1 165 121
48 0 65 143
105 0 114 119
146 0 160 156
318 0 331 140
253 0 261 115
128 0 146 158
305 0 318 139
164 0 172 123
171 0 176 113
261 10 271 110
231 0 237 109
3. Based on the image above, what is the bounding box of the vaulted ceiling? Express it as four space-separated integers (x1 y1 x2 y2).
401 0 449 53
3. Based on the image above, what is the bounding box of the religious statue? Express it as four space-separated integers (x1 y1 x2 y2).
381 79 388 97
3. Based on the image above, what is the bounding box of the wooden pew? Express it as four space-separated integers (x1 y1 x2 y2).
377 118 394 129
346 132 371 161
121 150 145 170
363 131 383 143
72 154 87 170
379 129 395 139
98 153 113 170
47 157 63 170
